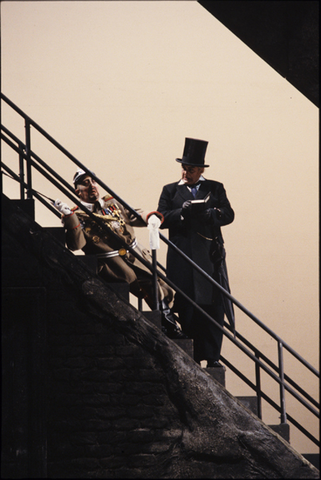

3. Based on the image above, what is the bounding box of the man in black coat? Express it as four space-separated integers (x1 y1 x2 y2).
157 138 235 367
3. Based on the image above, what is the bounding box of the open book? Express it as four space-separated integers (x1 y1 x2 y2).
190 193 211 211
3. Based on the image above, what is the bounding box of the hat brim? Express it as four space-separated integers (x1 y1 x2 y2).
176 158 209 168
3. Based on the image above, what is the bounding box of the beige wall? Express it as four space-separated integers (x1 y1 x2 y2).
1 1 319 454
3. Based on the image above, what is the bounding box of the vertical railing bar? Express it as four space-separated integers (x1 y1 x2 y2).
19 142 25 200
137 297 143 312
151 249 159 311
25 118 32 199
278 340 287 423
255 351 262 419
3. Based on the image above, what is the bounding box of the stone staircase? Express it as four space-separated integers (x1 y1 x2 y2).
74 251 290 438
40 222 318 469
98 277 292 443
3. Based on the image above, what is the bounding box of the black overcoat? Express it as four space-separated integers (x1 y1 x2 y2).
157 179 234 306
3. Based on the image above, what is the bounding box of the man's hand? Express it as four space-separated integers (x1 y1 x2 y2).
181 200 193 219
198 208 212 222
54 199 72 216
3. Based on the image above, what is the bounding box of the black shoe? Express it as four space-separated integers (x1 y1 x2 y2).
161 324 188 339
167 328 189 340
161 300 188 338
207 360 222 368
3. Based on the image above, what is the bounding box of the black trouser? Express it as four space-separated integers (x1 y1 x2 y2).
176 298 225 363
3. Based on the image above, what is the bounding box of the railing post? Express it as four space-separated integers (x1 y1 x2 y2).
19 142 25 200
137 297 143 312
151 249 159 311
25 118 32 199
278 340 287 424
255 351 262 419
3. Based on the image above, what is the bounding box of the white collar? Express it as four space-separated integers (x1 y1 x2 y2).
80 198 104 212
178 175 205 186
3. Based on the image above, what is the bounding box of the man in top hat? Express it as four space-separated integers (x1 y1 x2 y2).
54 168 187 339
157 138 235 367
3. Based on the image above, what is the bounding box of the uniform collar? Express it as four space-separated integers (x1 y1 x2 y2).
80 198 104 212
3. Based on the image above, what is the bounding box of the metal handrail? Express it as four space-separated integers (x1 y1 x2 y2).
159 232 319 377
1 92 319 448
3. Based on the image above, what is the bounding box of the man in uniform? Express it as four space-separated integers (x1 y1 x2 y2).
55 168 187 339
157 138 235 366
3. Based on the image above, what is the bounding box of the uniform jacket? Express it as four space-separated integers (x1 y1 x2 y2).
157 179 234 305
63 194 160 285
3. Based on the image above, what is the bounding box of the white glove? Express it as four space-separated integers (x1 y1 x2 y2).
54 199 72 216
147 214 161 250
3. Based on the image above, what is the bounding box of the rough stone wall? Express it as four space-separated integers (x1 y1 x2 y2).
1 194 319 479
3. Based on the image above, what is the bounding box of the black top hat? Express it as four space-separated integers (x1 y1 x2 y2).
176 137 209 167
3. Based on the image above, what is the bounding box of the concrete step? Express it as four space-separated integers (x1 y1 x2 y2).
76 254 98 275
173 338 194 359
143 311 194 359
236 396 290 443
11 199 35 220
269 423 290 443
143 310 162 329
106 282 130 302
302 454 319 470
44 226 66 245
237 396 258 416
206 365 226 388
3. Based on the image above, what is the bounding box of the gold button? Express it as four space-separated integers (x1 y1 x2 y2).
118 248 127 256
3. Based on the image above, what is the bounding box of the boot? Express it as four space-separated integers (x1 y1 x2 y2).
161 300 189 339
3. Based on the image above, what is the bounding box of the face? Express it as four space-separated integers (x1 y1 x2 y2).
75 176 100 203
181 164 204 185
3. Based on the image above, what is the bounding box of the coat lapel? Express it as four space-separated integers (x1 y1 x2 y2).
194 180 211 200
176 183 194 202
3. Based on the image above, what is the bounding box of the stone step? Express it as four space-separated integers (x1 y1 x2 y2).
206 365 226 388
302 454 319 470
76 254 98 275
236 396 290 443
11 199 35 220
106 282 130 302
237 396 258 416
269 423 290 443
44 226 66 245
143 310 162 328
173 338 194 360
143 311 194 360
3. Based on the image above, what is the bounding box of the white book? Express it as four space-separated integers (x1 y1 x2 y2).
190 193 211 210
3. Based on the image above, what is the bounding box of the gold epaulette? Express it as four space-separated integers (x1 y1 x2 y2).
103 194 114 202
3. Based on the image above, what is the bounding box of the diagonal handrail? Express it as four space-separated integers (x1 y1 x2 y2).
1 92 319 449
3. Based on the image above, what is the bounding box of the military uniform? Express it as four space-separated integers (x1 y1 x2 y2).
63 194 173 307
